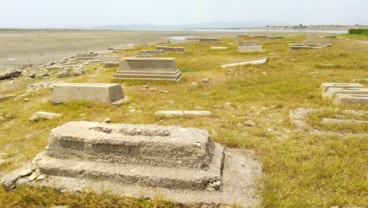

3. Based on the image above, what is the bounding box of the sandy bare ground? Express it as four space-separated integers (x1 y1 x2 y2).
0 30 214 70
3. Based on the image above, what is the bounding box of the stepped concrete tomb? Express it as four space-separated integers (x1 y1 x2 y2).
321 83 368 105
156 46 184 53
1 121 262 207
333 94 368 105
321 83 364 97
114 58 182 81
237 41 263 53
50 83 125 104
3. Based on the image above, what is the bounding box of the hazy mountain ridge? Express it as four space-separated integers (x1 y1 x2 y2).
91 21 289 30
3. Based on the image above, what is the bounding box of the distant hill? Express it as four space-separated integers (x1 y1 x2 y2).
91 21 289 30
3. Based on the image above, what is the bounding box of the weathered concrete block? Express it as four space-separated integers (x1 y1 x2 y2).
325 87 368 99
333 94 368 105
221 57 268 68
114 58 182 81
155 111 211 117
156 46 184 53
321 83 364 97
50 83 124 103
47 122 215 169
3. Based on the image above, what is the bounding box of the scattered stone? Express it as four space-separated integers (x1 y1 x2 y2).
289 108 317 128
30 111 62 122
150 87 157 92
0 69 22 80
103 118 111 124
103 62 119 68
244 120 255 127
202 79 210 83
56 69 70 78
29 171 40 182
223 102 232 109
19 168 32 177
112 96 129 106
160 90 168 94
29 73 36 78
154 111 211 117
70 66 85 76
24 98 30 102
191 82 199 87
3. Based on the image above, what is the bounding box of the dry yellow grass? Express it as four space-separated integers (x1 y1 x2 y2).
0 33 367 207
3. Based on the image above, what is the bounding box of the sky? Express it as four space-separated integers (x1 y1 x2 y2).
0 0 367 28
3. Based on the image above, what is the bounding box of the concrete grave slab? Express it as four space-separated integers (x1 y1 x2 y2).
221 57 268 68
210 47 228 50
321 118 368 125
1 122 262 207
266 36 284 40
50 83 124 104
114 58 182 81
303 39 331 46
325 88 368 99
156 46 184 53
155 111 211 117
289 44 322 50
333 94 368 105
237 41 262 53
321 83 364 97
30 111 62 122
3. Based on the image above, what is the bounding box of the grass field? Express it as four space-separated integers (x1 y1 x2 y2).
0 33 368 207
